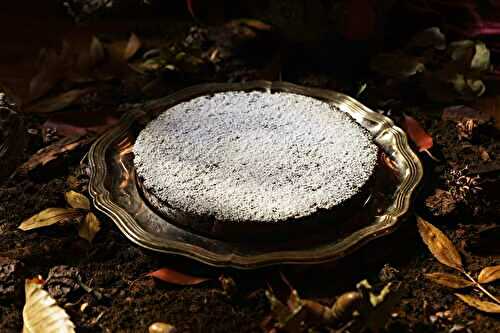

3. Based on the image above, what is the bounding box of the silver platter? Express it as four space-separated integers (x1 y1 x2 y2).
88 81 423 269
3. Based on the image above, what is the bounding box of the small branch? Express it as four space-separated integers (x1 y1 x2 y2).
463 271 500 305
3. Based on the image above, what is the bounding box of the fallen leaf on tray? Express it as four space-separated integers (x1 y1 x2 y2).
417 216 463 272
147 268 210 286
78 212 101 242
455 293 500 314
370 52 425 78
425 272 473 289
22 89 93 113
16 135 92 174
64 190 90 210
402 115 436 160
478 265 500 284
18 208 83 231
23 277 76 333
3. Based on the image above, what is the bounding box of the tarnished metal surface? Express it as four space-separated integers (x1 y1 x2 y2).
88 81 423 269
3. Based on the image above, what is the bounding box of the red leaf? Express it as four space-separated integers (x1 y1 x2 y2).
403 114 433 152
147 268 209 286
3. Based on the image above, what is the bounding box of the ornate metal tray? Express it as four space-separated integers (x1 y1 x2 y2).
88 81 423 269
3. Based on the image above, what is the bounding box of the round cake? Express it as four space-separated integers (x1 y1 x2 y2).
133 91 379 241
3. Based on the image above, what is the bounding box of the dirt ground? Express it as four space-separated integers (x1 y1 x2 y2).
0 4 499 333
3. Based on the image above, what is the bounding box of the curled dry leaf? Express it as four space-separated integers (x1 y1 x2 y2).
78 212 101 243
23 277 76 333
18 208 83 231
16 135 92 174
402 115 433 152
23 89 93 113
455 293 500 314
417 217 463 271
478 265 500 284
64 191 90 210
147 268 209 286
425 272 473 289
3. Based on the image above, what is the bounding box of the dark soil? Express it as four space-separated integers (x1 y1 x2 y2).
1 5 499 333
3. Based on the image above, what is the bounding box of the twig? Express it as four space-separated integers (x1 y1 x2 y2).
463 271 500 305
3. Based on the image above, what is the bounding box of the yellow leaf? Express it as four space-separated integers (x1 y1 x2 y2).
18 208 83 231
455 293 500 314
478 265 500 284
23 277 76 333
78 212 101 242
417 217 463 271
425 272 473 289
64 190 90 210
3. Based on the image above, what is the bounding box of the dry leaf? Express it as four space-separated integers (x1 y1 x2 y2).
425 272 473 289
147 268 209 286
478 265 500 284
29 48 66 102
124 33 141 60
408 27 446 50
417 217 463 271
442 105 491 123
23 277 76 333
473 96 500 129
455 293 500 314
89 36 105 67
23 89 93 113
78 212 101 242
370 52 425 78
16 135 92 174
403 115 433 152
65 190 90 210
18 208 83 231
42 111 117 138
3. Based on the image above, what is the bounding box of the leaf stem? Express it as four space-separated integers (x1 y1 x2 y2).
463 271 500 305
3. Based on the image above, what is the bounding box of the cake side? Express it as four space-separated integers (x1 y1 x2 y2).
133 91 379 240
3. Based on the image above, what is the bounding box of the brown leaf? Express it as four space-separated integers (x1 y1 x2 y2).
455 293 500 313
89 36 105 67
478 265 500 284
18 208 83 231
29 48 65 102
417 217 463 271
425 272 473 289
124 33 141 60
64 191 90 210
442 105 491 123
23 277 76 333
370 52 425 78
473 96 500 129
16 135 92 174
42 111 118 137
402 115 433 152
147 268 209 286
78 212 101 243
22 88 93 113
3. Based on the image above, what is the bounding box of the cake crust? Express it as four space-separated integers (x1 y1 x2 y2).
133 91 379 239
